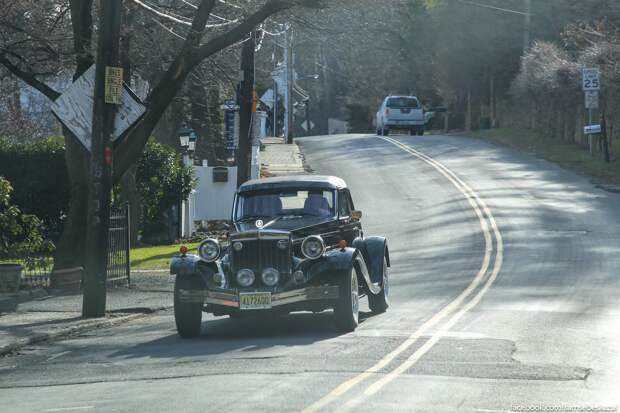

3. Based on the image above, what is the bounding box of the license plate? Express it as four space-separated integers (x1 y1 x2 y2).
239 292 272 310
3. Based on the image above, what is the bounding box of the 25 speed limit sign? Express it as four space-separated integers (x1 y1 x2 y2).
583 68 601 91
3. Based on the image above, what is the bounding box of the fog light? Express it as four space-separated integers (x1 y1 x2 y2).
261 268 280 286
236 269 255 287
213 272 225 285
293 270 304 283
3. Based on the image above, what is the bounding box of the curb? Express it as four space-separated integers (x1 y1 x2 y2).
0 306 171 357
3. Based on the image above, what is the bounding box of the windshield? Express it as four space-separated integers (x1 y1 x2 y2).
234 189 336 221
387 97 419 108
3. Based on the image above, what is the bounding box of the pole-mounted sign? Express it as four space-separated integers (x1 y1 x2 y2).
105 66 124 105
582 68 600 91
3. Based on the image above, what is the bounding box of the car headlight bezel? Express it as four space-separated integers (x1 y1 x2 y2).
301 235 325 260
261 267 280 286
236 268 255 287
198 239 220 262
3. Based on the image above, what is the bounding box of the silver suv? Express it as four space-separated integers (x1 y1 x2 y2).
376 95 425 136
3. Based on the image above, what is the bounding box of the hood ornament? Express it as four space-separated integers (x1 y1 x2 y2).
255 219 264 228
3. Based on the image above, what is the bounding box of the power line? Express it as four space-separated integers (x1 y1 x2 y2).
457 0 531 16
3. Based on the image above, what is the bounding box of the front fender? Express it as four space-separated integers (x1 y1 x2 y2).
353 236 389 285
170 254 217 277
304 248 380 295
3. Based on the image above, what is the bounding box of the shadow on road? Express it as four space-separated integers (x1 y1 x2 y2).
112 310 376 360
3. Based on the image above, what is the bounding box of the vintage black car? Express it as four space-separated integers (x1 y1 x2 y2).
170 175 390 338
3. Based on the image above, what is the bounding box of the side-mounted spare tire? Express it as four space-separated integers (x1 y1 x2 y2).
333 267 360 332
368 256 389 313
174 275 204 338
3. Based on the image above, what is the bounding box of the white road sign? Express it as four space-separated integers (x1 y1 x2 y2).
585 90 599 109
582 68 600 91
51 66 146 152
584 124 601 135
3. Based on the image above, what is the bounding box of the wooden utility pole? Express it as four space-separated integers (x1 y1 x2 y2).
523 0 531 52
83 0 122 318
286 28 294 144
237 31 256 187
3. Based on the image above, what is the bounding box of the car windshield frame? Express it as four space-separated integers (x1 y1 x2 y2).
233 188 337 222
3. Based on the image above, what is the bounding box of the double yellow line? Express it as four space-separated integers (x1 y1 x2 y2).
302 136 504 412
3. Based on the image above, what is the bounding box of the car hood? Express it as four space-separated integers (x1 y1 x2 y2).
232 216 335 235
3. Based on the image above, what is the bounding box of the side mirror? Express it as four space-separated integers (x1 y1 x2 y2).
351 210 362 221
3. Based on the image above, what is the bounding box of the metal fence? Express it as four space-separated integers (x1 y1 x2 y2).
7 253 54 289
2 203 131 290
106 202 131 286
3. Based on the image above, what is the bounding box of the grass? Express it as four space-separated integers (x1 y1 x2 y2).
467 128 620 186
130 242 200 271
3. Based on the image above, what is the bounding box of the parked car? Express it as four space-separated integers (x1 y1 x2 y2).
376 95 425 136
171 175 391 338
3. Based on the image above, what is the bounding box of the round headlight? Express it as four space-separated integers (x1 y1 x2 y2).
261 268 280 287
236 269 255 287
198 239 220 262
233 242 243 252
301 235 325 260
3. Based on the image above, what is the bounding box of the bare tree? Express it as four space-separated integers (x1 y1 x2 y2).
0 0 326 270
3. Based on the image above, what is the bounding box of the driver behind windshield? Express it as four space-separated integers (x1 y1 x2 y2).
239 190 334 219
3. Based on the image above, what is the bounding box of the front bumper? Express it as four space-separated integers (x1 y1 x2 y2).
178 285 340 308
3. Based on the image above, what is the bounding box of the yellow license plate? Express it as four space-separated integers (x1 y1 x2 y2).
239 292 272 310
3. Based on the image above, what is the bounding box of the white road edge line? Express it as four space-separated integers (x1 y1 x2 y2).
302 136 503 413
42 407 95 412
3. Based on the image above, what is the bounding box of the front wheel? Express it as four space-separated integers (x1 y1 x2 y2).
368 257 389 313
333 268 360 332
174 275 204 338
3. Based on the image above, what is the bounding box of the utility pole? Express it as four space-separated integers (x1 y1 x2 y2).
305 99 311 137
83 0 122 318
523 0 531 52
237 31 256 187
285 27 294 144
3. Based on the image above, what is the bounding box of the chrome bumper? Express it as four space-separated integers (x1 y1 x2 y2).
178 285 340 308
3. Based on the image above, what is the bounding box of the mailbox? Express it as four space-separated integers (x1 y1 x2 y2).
213 167 228 183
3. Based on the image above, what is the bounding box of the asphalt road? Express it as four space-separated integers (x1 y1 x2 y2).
1 134 619 413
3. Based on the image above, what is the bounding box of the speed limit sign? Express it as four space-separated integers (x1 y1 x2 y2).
583 68 600 91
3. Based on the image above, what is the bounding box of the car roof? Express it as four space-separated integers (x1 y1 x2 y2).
238 175 348 193
386 95 418 99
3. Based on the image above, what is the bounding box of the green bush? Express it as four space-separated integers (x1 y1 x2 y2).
0 137 69 240
0 137 193 244
136 140 194 243
0 176 49 257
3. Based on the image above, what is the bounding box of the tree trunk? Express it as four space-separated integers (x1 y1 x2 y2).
120 166 140 245
53 128 90 270
189 70 215 166
237 31 256 186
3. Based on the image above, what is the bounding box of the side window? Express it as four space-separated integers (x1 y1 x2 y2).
338 190 351 218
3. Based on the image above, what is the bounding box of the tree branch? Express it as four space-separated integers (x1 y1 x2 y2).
0 54 60 101
193 0 324 64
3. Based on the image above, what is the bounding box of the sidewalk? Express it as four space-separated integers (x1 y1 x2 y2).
0 272 174 356
260 137 310 176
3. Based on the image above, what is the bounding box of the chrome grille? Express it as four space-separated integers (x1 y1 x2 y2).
230 231 292 286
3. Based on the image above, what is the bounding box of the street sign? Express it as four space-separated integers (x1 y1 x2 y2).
51 66 146 152
105 66 124 104
584 124 601 135
301 120 315 132
585 90 599 109
582 68 600 91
